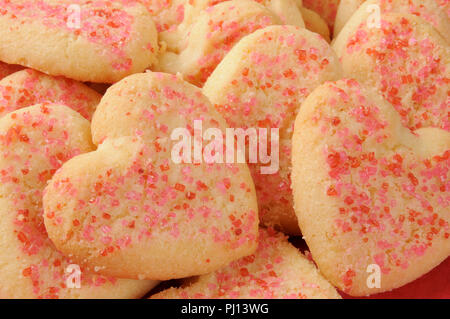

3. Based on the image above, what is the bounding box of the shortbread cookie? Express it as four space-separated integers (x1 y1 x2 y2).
157 0 282 87
0 69 101 120
43 72 259 280
152 228 342 299
204 25 342 234
0 62 23 80
0 0 158 83
334 0 450 39
174 0 304 44
299 6 331 42
162 0 305 59
302 0 340 28
0 104 157 298
292 79 450 296
333 12 449 131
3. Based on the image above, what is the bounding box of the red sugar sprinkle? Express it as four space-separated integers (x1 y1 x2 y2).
174 183 185 192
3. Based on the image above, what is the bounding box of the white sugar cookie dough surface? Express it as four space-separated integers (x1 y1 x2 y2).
0 0 159 83
204 25 342 234
0 104 157 298
0 69 101 120
292 79 450 296
152 228 342 299
333 12 450 131
44 72 259 281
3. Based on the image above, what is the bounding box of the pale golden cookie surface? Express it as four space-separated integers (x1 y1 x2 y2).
334 0 450 39
0 104 156 298
157 0 282 87
292 79 449 296
0 0 159 83
44 72 259 280
152 228 342 299
204 25 342 234
333 12 450 131
0 69 100 120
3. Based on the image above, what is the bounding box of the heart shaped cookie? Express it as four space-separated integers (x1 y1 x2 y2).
0 69 101 120
157 0 282 87
0 103 156 298
204 25 342 234
334 0 450 39
292 79 449 295
43 72 259 280
333 12 450 131
152 228 341 299
162 0 305 53
0 0 158 83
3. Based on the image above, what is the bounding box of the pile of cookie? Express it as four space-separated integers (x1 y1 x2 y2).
0 0 447 299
